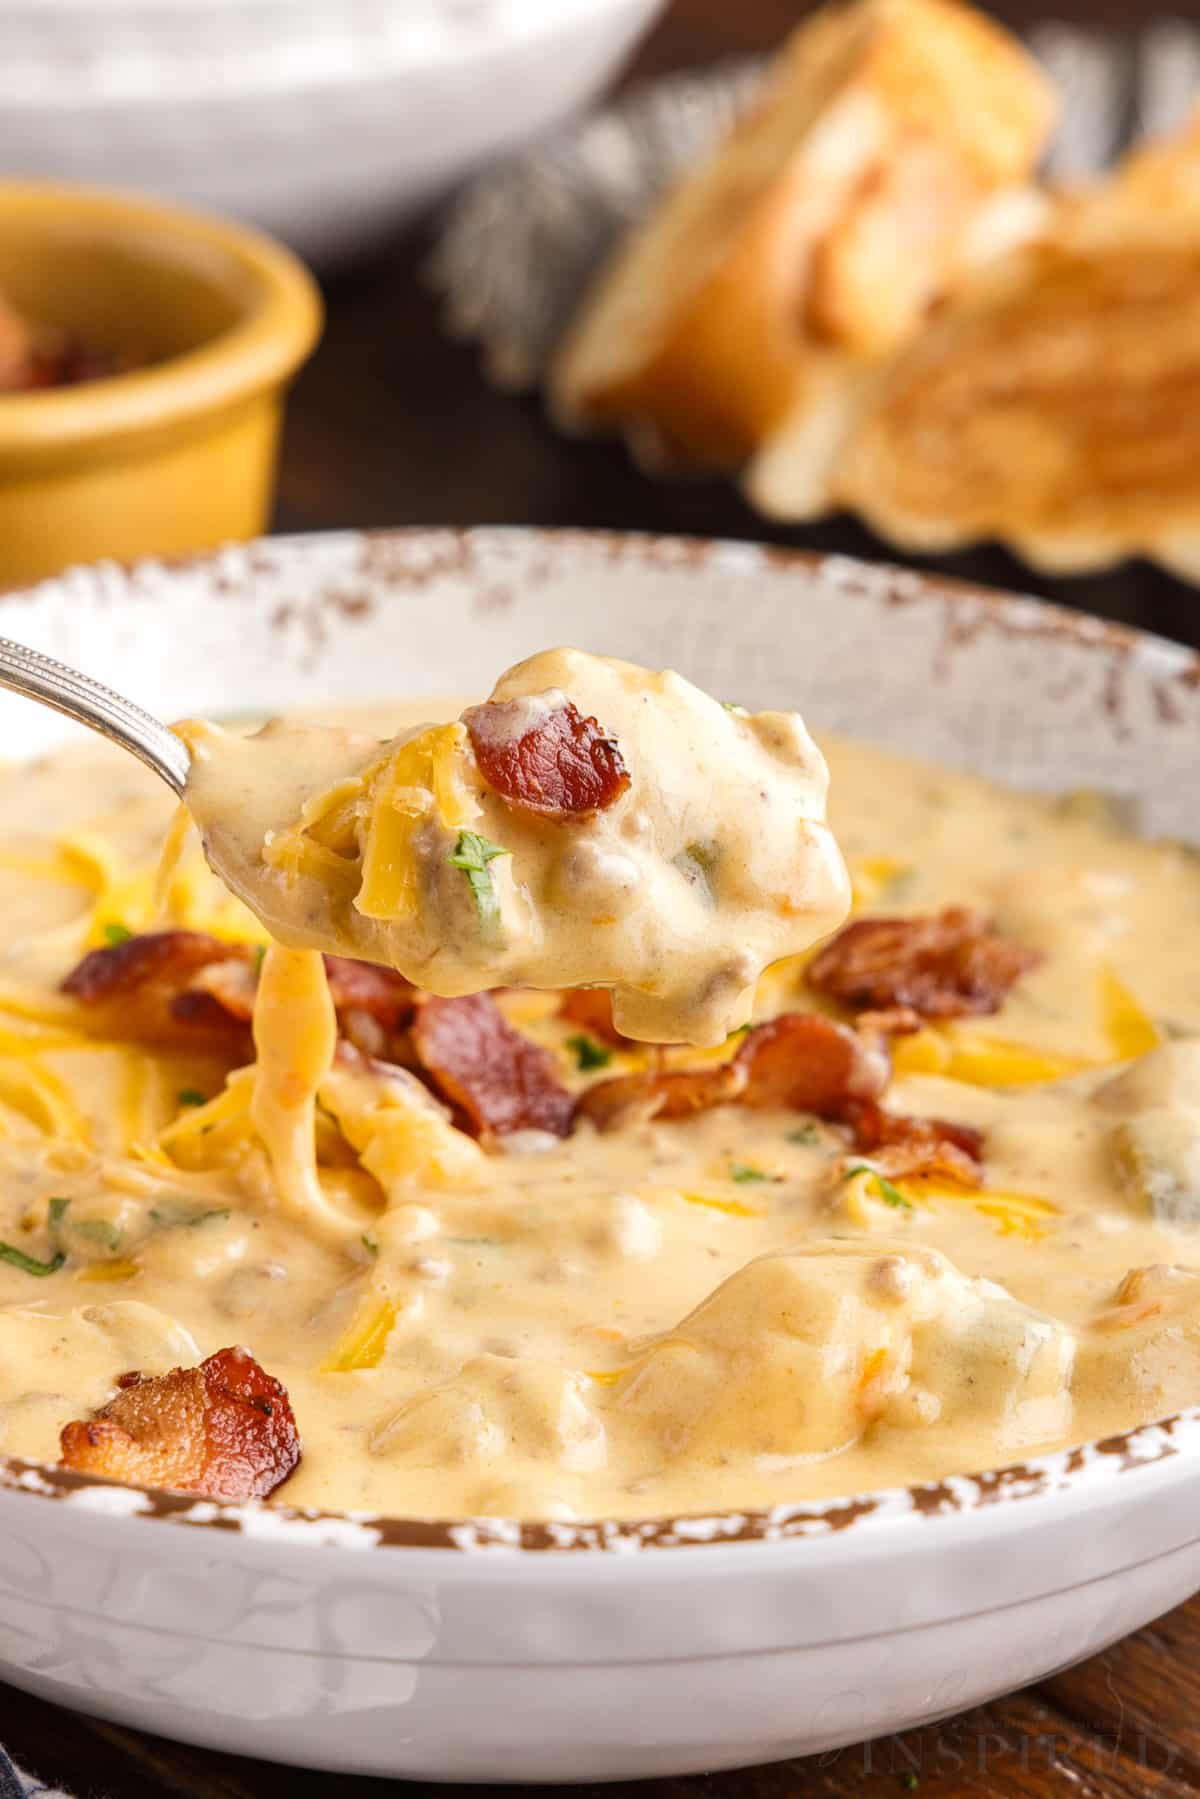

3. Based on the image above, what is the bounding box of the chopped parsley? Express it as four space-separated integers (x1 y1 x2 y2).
0 1241 65 1277
177 1088 207 1109
730 1162 780 1184
149 1201 231 1231
448 830 510 936
901 1778 920 1793
102 921 132 947
72 1217 123 1251
675 840 720 898
787 1122 821 1145
362 1231 379 1257
566 1033 612 1072
254 944 267 972
47 1196 70 1233
844 1165 913 1211
721 701 747 715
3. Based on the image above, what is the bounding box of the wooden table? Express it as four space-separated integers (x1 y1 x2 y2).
6 1 1200 1792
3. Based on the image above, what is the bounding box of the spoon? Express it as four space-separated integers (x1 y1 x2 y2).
0 635 189 793
0 636 853 1046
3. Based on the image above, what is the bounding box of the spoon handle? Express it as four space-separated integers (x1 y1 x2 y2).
0 636 188 795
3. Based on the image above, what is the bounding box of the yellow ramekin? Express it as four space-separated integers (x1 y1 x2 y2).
0 182 323 587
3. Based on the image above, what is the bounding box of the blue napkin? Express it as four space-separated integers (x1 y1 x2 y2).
0 1746 68 1798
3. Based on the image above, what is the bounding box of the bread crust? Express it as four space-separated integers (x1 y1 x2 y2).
550 0 1055 470
817 115 1200 577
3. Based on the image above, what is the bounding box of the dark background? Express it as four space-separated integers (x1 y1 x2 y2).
8 1 1200 1794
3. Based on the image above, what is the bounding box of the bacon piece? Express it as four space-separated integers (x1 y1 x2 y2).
0 294 125 393
846 1100 984 1186
185 955 258 1021
736 1013 889 1112
412 992 574 1139
63 931 254 1051
806 907 1037 1019
323 957 413 1043
575 1012 888 1132
63 932 416 1061
0 294 35 392
464 695 630 817
573 1061 747 1131
189 950 414 1048
58 1346 300 1501
558 988 628 1045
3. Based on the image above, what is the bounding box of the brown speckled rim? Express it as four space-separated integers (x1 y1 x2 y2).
0 525 1197 1553
0 1408 1195 1553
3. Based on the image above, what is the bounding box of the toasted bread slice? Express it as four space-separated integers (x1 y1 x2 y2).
784 114 1200 578
550 0 1055 471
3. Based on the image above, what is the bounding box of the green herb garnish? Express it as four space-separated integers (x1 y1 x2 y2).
102 922 132 946
47 1196 70 1233
72 1217 123 1251
448 831 510 936
787 1122 821 1145
901 1777 920 1793
721 701 747 715
0 1241 65 1277
362 1231 379 1257
844 1165 912 1211
254 944 267 972
674 840 719 898
149 1202 231 1231
566 1033 612 1072
177 1088 207 1109
730 1162 779 1184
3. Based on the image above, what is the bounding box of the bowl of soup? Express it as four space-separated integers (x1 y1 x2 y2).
0 527 1196 1780
0 182 321 587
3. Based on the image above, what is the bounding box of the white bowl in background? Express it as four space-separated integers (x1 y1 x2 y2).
0 0 665 261
0 529 1199 1779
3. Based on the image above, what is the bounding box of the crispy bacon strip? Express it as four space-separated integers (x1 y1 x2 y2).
572 1060 747 1131
0 294 35 393
558 988 628 1045
62 931 254 1051
58 1346 300 1501
324 956 414 1028
464 695 630 817
0 292 126 393
806 907 1037 1019
412 992 574 1139
63 932 416 1061
736 1013 890 1112
846 1100 984 1186
574 1012 888 1132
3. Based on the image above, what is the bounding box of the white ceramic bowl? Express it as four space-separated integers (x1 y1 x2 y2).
0 0 664 262
0 528 1199 1781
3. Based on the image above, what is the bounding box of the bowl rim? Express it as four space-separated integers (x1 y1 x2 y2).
0 180 322 459
0 522 1196 1557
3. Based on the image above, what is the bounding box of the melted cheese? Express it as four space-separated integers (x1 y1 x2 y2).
0 712 1197 1521
249 946 344 1239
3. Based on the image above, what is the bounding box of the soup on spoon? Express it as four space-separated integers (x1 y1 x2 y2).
178 648 850 1046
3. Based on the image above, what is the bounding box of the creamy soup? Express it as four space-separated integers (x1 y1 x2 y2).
179 649 850 1046
0 704 1198 1521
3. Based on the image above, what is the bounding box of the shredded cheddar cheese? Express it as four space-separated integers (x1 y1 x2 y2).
249 946 343 1237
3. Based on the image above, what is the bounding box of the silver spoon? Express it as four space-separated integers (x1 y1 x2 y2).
0 635 189 794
